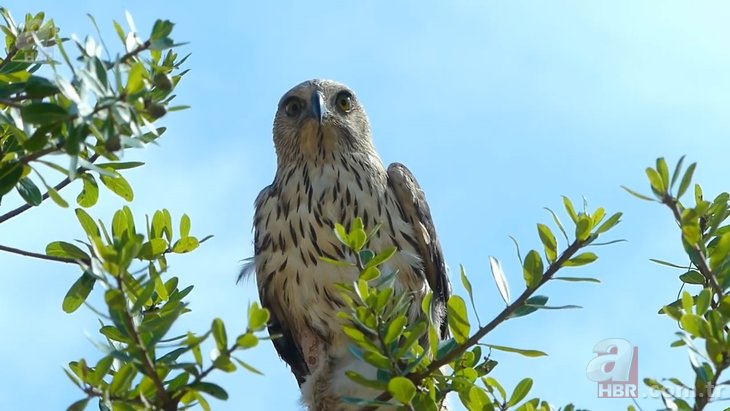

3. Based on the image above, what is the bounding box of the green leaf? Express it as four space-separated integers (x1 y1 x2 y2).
563 252 598 267
396 321 427 357
45 185 69 208
544 207 569 242
365 246 397 268
460 265 482 325
232 357 264 375
485 344 547 358
212 318 227 351
359 249 375 265
319 256 356 267
696 289 711 316
192 382 229 400
236 332 258 349
680 314 704 337
100 173 133 201
436 337 457 360
488 257 510 305
656 157 670 189
76 174 99 208
248 302 270 331
20 102 68 125
96 161 145 170
595 212 622 234
681 291 694 312
334 223 349 246
522 250 543 289
360 266 380 281
113 20 126 42
62 271 96 313
670 155 686 190
75 208 99 237
350 228 367 251
46 241 89 260
384 315 407 344
17 177 42 206
562 196 578 223
26 75 60 97
0 163 23 196
388 376 416 404
621 185 655 201
649 258 689 269
180 213 191 237
575 215 592 241
679 270 705 285
172 236 199 253
447 295 470 344
66 398 90 411
466 386 490 411
537 223 557 262
138 238 168 260
346 370 388 391
646 167 665 195
507 378 533 406
150 19 174 40
109 363 136 395
553 276 600 283
677 162 697 199
99 325 129 343
510 295 549 318
483 377 507 401
125 62 147 95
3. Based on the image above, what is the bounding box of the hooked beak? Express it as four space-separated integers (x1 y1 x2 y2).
310 90 326 124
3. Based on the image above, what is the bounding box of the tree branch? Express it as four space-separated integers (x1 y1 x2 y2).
0 46 18 73
115 275 175 410
363 239 586 409
0 153 100 224
119 39 151 64
663 196 723 302
0 243 86 264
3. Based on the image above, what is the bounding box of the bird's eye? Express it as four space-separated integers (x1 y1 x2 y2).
335 91 353 113
284 97 302 117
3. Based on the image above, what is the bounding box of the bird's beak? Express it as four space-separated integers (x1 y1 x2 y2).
310 90 326 124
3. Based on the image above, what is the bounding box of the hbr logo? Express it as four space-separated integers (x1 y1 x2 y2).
586 338 638 398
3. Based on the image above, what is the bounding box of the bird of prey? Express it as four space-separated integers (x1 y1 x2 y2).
245 79 451 410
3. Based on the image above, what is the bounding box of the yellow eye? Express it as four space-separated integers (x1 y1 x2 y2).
335 91 353 113
284 97 302 117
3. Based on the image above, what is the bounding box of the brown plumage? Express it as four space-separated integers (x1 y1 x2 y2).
243 79 450 410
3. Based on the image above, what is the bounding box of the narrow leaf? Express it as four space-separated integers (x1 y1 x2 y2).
489 257 510 304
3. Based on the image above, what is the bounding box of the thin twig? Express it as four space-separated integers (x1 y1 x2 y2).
171 343 239 403
0 153 100 224
115 275 175 410
0 46 18 72
363 240 586 409
0 243 86 264
663 196 723 302
119 39 151 64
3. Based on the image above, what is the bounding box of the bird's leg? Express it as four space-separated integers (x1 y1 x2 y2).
300 328 322 370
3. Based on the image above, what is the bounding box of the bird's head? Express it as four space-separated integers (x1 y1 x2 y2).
272 79 375 166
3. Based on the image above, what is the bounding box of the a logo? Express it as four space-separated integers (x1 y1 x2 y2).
586 338 638 398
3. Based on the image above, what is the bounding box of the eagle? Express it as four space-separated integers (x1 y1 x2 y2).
244 79 451 410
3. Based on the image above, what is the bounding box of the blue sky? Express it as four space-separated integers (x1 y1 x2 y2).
2 1 730 410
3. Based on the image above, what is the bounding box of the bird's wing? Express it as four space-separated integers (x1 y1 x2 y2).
260 289 309 386
247 185 310 386
386 163 452 338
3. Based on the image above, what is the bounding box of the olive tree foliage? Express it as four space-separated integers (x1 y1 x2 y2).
331 198 622 411
624 157 730 411
0 10 269 411
1 8 674 411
